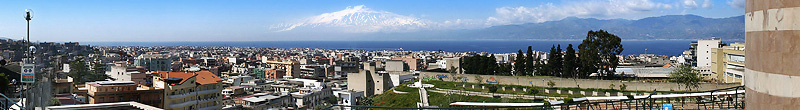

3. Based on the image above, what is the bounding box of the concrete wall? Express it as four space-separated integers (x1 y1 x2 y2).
421 72 740 91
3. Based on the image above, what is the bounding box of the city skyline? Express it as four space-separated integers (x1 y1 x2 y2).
0 0 744 42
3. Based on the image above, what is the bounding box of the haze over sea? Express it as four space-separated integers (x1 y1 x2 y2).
85 40 742 56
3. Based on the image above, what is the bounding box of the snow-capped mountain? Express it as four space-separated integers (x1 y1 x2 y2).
273 5 430 33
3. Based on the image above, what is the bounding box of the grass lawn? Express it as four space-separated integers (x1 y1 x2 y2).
370 86 420 107
427 91 545 108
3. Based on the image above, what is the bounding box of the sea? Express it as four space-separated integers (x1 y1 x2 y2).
84 40 743 56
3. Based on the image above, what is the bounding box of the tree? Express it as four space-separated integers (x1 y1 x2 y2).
669 64 702 91
462 55 499 75
563 44 578 78
609 84 616 90
0 73 8 94
547 45 563 77
619 83 628 91
514 50 526 76
546 80 556 88
475 76 484 84
355 96 373 106
497 63 512 76
68 57 113 84
448 66 457 73
525 46 535 75
579 30 623 79
488 85 499 93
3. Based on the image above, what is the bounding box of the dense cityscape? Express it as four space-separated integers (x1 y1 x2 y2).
3 0 795 110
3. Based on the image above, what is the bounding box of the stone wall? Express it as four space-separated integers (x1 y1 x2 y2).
422 72 740 91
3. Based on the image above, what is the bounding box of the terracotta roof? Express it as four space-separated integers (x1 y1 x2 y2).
153 71 195 84
153 70 222 85
195 70 223 85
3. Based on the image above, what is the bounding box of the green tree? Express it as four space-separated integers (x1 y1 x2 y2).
475 76 484 84
514 50 526 76
355 96 373 106
547 45 563 77
497 63 512 76
533 57 545 76
609 84 616 90
488 85 499 93
68 57 113 84
563 44 578 79
463 55 498 75
579 30 623 79
669 64 702 91
619 83 628 91
68 57 89 84
448 66 457 73
525 46 535 75
0 73 8 94
546 80 556 88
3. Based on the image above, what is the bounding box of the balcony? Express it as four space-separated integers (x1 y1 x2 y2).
198 105 222 110
198 97 218 104
168 100 197 108
168 89 220 99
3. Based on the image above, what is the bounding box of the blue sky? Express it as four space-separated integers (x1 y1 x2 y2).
0 0 744 42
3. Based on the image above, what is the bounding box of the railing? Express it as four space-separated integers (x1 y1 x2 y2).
167 89 219 99
168 100 198 109
320 86 745 110
0 93 23 110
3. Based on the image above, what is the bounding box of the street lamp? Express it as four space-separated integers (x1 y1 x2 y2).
24 9 33 58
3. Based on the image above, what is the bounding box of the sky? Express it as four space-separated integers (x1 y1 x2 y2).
0 0 745 42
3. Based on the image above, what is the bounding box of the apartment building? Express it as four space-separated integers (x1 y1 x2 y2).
85 81 164 108
709 42 745 84
152 70 223 110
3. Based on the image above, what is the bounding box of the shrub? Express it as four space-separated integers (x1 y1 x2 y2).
609 84 615 90
488 85 499 93
547 80 556 88
619 84 628 91
527 88 540 95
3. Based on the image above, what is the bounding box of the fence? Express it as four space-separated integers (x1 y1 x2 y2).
321 86 745 110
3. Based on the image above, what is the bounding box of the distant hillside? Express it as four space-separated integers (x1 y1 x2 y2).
463 15 744 40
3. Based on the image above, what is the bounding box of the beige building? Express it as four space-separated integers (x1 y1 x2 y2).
85 81 164 108
709 43 745 84
744 0 800 109
152 70 223 110
262 59 301 78
347 62 414 96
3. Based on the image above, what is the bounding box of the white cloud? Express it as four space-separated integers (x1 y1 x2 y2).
727 0 745 9
271 5 430 33
702 0 713 8
271 5 489 33
683 0 699 9
486 0 666 25
662 4 673 9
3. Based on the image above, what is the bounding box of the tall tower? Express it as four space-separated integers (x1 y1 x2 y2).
744 0 800 109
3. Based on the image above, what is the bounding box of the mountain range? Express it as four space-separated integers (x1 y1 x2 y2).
462 14 744 40
354 14 745 41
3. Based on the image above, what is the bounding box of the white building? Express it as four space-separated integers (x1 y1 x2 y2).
333 90 364 110
694 38 723 67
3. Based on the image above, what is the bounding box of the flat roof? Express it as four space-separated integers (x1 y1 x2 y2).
47 101 162 110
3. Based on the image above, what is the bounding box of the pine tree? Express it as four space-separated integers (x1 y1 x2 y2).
525 46 535 75
554 45 564 77
514 50 526 76
563 44 578 78
546 45 558 76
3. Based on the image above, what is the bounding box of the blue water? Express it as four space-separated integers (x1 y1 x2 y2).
84 40 742 56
